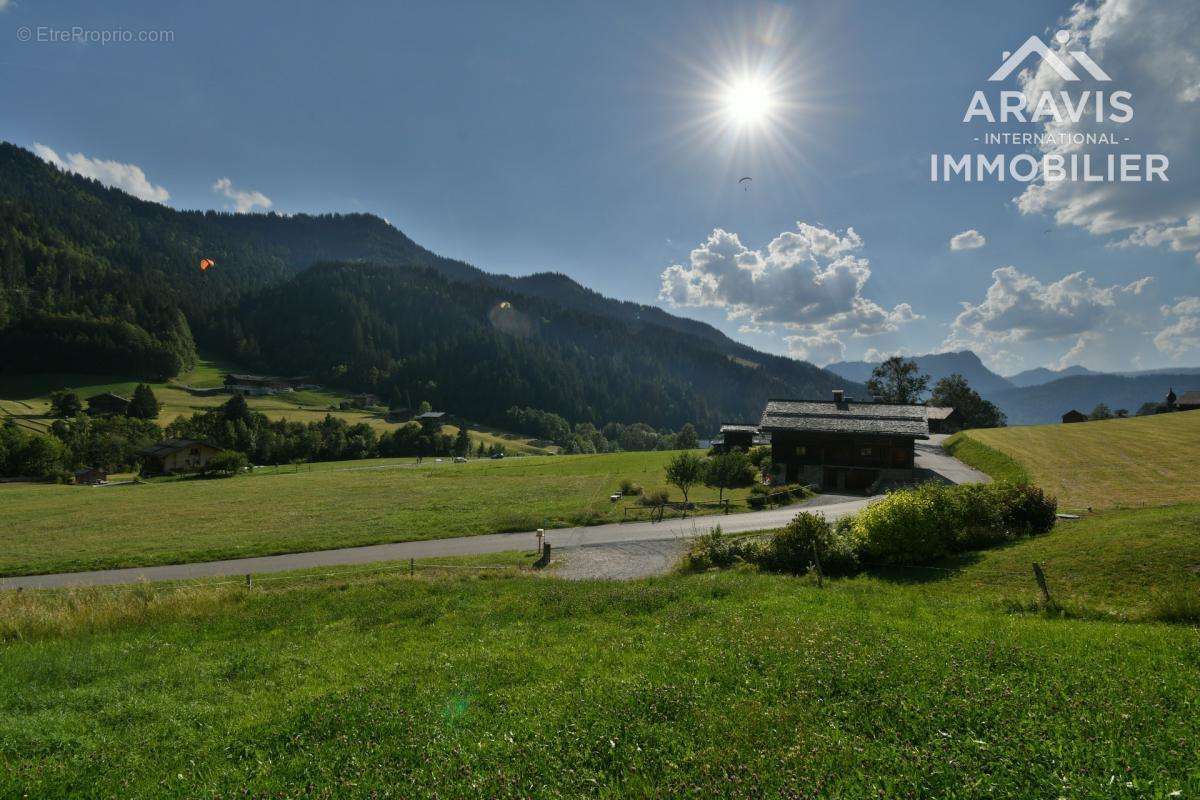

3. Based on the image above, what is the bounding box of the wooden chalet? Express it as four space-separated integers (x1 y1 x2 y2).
925 406 963 434
137 439 223 474
85 392 130 416
73 466 108 485
1176 390 1200 412
1061 409 1088 424
759 390 930 491
714 423 759 452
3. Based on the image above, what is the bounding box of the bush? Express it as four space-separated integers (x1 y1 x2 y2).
637 488 670 507
618 478 643 496
852 481 1057 565
202 450 249 478
758 512 861 576
683 527 758 572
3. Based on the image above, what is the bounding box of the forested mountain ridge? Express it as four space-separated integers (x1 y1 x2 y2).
0 142 858 430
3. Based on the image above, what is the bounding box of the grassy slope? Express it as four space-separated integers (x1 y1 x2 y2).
950 410 1200 510
0 356 550 451
0 450 748 577
1 516 1198 798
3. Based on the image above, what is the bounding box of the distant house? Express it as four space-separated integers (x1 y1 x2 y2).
414 411 448 423
925 406 962 434
86 392 130 416
759 390 929 491
73 466 107 485
1061 409 1088 424
714 423 759 453
1177 390 1200 412
137 439 223 474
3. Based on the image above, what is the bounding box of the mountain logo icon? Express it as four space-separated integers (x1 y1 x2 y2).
988 32 1111 82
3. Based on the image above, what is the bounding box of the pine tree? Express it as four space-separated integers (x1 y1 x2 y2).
127 384 160 419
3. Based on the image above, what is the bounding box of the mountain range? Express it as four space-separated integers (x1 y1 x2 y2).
0 142 859 432
826 352 1198 425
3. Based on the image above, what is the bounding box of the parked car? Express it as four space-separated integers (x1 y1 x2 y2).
490 452 505 459
453 456 467 463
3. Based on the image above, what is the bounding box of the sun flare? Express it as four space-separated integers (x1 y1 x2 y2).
721 75 776 127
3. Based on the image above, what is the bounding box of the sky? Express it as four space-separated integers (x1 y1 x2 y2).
2 0 1197 374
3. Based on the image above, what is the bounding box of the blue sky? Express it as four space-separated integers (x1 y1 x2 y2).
3 0 1197 373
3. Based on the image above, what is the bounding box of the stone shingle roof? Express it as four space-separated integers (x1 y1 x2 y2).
137 438 218 458
719 423 759 433
925 406 957 420
758 399 930 439
1178 390 1200 406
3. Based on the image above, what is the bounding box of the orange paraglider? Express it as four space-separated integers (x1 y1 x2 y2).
199 258 215 271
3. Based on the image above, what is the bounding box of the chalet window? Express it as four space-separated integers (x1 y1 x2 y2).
794 446 806 456
190 448 199 456
860 447 872 456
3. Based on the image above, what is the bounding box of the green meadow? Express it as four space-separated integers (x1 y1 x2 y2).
1 507 1198 798
950 410 1200 511
0 449 748 577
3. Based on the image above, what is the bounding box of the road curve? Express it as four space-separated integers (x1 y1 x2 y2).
0 498 872 590
0 434 984 590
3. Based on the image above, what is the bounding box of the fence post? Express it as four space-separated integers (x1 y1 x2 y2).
245 574 252 590
811 543 824 588
534 542 551 568
409 558 415 576
1032 562 1052 606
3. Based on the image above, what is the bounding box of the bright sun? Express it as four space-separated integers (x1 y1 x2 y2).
721 76 775 127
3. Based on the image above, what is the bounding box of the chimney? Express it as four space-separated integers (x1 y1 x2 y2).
832 389 845 404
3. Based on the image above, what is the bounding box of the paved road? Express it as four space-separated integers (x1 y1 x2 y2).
0 497 872 590
0 437 982 590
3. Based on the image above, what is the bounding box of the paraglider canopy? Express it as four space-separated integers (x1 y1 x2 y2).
199 258 215 271
738 176 752 191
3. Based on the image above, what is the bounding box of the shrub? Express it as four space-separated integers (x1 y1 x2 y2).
759 512 861 576
683 527 757 572
637 488 670 507
852 481 1058 565
617 479 643 496
203 450 249 478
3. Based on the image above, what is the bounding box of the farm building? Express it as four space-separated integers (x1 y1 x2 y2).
137 439 223 474
1061 409 1088 424
714 423 759 452
759 390 929 491
414 411 448 423
925 406 962 434
1177 390 1200 411
73 467 107 485
85 392 130 416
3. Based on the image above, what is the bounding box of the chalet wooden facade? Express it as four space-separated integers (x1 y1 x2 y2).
86 392 130 416
137 439 223 474
1061 409 1088 424
925 406 963 434
759 391 930 491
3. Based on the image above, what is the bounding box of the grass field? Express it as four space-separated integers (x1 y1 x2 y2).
1 506 1198 798
0 450 751 577
0 356 550 453
948 410 1200 511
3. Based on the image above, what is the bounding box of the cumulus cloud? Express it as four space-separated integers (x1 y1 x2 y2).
944 266 1152 367
33 143 169 203
1013 0 1200 263
1155 296 1200 359
212 177 273 213
659 222 918 365
0 0 13 12
949 229 987 251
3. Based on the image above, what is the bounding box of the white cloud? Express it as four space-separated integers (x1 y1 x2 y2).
0 0 14 12
1155 296 1200 359
212 177 273 213
944 266 1153 367
1013 0 1200 263
949 229 986 251
32 142 169 203
659 222 919 364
